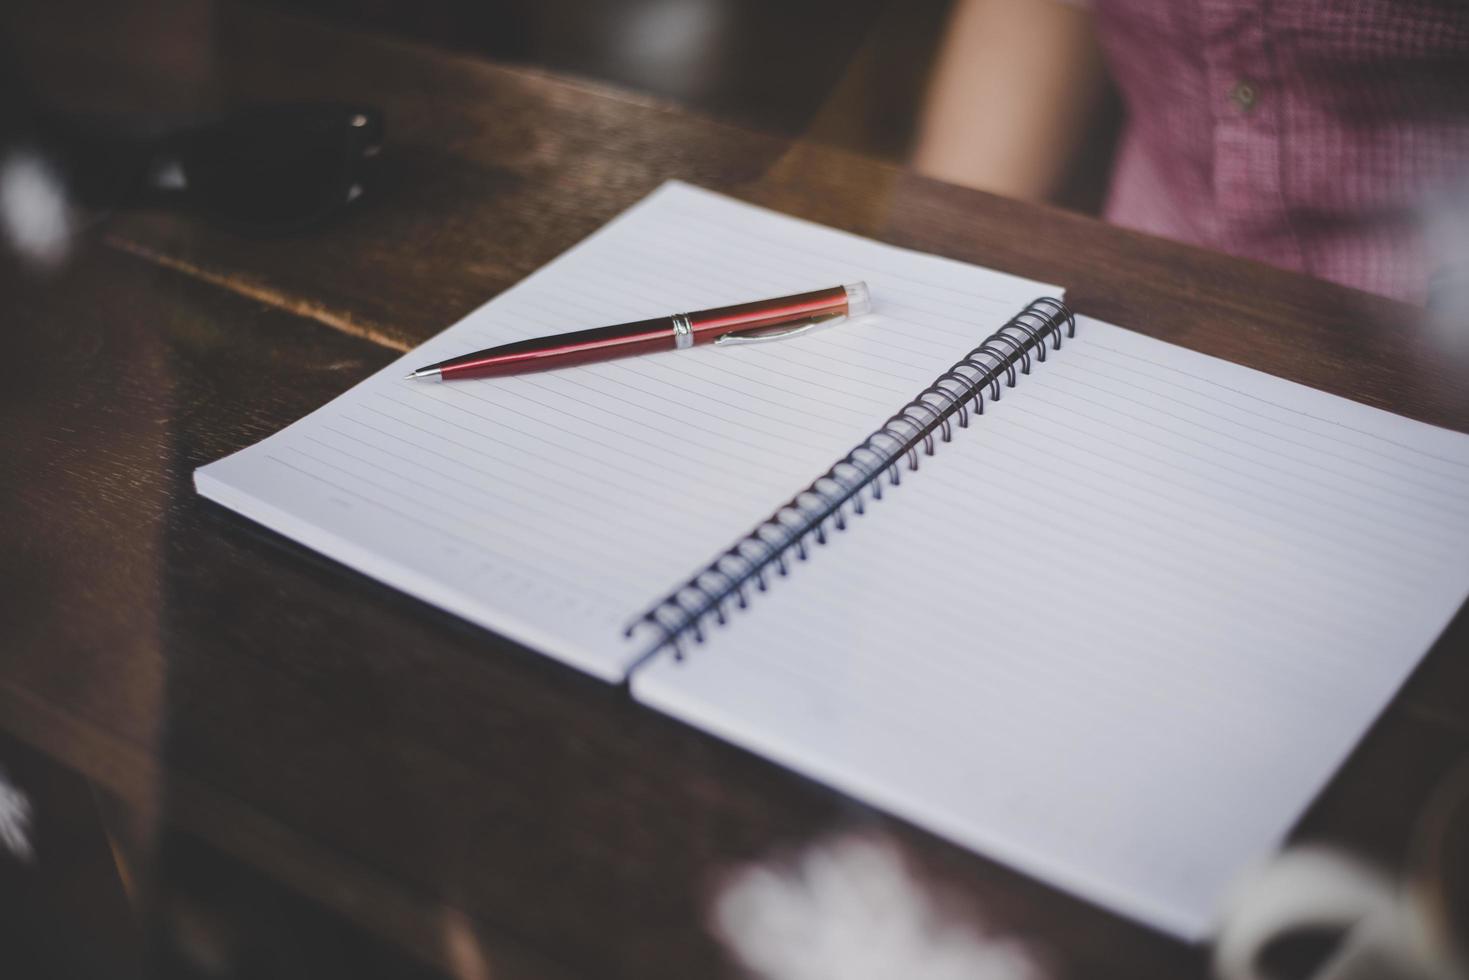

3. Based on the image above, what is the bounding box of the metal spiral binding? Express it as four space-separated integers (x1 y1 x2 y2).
625 296 1075 664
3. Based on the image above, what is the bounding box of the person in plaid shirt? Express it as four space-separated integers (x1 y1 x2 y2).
914 0 1469 304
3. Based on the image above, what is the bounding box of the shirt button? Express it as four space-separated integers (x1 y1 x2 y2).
1229 80 1259 111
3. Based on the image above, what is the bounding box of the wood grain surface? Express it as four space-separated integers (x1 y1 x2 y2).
3 4 1467 978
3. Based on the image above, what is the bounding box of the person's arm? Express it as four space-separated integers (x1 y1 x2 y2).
912 0 1107 202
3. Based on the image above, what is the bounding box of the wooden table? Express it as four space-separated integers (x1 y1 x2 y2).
4 5 1468 977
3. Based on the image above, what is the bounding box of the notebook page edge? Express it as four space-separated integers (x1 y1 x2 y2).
194 464 632 681
628 661 1209 940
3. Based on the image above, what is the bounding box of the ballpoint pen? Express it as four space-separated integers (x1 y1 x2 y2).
405 282 871 381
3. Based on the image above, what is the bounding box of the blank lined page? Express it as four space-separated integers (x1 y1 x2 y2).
632 315 1469 937
194 181 1055 679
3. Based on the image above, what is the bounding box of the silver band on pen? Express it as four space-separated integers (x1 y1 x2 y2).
671 313 694 350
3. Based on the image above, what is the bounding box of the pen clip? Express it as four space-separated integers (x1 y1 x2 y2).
713 311 847 346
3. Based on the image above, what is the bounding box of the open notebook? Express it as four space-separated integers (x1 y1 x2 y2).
197 182 1469 940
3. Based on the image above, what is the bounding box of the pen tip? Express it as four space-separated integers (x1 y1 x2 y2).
404 368 438 381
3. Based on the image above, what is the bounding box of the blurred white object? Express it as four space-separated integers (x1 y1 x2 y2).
1214 845 1465 980
0 768 34 863
1425 186 1469 347
711 834 1042 980
611 0 726 95
0 148 73 270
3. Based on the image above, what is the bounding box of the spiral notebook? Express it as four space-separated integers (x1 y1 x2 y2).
196 182 1469 940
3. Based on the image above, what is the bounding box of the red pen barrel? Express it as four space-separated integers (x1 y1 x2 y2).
437 317 675 380
421 282 867 380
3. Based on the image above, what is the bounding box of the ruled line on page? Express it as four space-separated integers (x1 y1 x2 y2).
928 423 1448 598
919 429 1442 611
369 391 766 508
258 450 630 611
288 435 661 576
839 438 1436 650
1051 352 1469 487
318 420 698 553
997 399 1466 549
1031 366 1469 509
426 383 765 485
356 400 759 516
1076 341 1469 473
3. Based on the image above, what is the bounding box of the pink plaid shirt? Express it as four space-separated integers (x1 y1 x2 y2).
1092 0 1469 302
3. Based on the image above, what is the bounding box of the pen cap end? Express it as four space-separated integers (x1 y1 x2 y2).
843 281 872 317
